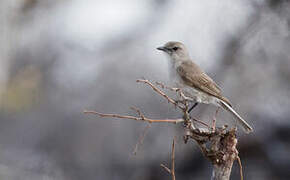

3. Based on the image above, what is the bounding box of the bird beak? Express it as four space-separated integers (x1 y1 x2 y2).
157 46 168 52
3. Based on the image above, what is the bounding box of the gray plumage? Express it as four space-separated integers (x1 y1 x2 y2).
157 41 253 133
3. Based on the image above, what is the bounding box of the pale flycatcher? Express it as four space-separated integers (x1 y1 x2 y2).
157 41 253 133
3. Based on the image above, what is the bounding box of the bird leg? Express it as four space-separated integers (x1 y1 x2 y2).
188 102 198 113
212 107 220 131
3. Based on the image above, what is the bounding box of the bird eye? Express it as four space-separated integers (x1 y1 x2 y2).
172 47 178 51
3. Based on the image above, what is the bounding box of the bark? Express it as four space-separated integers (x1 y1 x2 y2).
210 129 238 180
184 115 238 180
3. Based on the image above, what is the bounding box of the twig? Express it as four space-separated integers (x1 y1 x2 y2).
133 123 151 155
137 79 184 110
155 81 189 101
160 138 176 180
156 81 180 92
160 164 171 174
130 107 145 119
191 117 211 129
237 156 244 180
171 138 176 180
84 110 184 124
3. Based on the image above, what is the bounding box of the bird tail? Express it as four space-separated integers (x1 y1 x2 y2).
218 100 253 133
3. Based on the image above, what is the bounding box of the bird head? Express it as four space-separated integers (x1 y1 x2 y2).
157 41 190 62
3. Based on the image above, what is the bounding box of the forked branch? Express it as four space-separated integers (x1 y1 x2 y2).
161 138 176 180
84 79 243 180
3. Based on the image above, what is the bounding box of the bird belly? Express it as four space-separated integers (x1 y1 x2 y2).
181 85 220 106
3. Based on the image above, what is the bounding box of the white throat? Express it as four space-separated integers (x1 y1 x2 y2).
166 56 184 86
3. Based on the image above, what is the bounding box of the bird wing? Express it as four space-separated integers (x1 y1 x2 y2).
176 61 231 105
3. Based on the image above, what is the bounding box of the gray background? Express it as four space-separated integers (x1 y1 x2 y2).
0 0 290 179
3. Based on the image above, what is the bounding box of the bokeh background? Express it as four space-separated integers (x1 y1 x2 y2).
1 0 290 179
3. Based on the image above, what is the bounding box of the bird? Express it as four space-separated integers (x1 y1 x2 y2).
157 41 253 133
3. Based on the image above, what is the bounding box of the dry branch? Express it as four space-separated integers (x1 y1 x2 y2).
237 156 244 180
133 123 151 155
83 110 184 124
84 79 244 180
137 79 184 110
161 138 176 180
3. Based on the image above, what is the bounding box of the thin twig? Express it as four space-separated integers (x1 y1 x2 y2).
178 90 190 101
133 123 151 155
237 156 244 180
155 82 189 101
156 81 180 92
160 164 171 174
191 117 211 129
137 79 184 110
84 110 184 124
171 138 176 180
130 107 145 119
160 138 176 180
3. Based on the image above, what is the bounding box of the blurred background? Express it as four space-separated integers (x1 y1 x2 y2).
0 0 290 179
